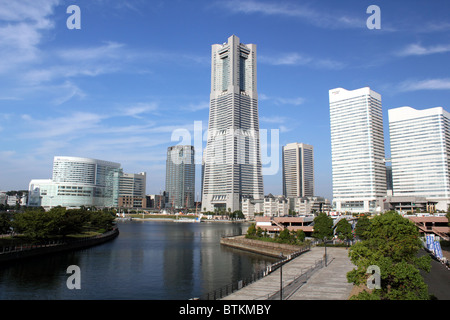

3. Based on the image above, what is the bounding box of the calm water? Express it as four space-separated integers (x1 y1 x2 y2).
0 220 278 300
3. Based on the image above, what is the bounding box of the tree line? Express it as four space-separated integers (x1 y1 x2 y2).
0 207 116 241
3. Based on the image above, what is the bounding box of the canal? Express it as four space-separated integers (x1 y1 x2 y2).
0 220 278 300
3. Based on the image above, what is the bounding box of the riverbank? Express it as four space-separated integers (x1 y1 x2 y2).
0 228 119 263
122 216 251 224
220 235 308 258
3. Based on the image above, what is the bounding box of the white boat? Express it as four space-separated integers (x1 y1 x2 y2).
174 214 203 223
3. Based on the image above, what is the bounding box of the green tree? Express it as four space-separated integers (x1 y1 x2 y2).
12 209 61 239
347 211 431 300
0 212 12 234
355 215 371 240
278 228 293 243
313 212 333 241
296 229 306 242
87 211 115 232
335 218 352 242
246 223 257 237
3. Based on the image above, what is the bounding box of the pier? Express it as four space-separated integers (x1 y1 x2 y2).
221 246 355 300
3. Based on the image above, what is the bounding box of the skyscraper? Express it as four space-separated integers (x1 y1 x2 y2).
202 35 264 212
388 106 450 211
329 87 386 213
166 145 195 209
282 142 314 198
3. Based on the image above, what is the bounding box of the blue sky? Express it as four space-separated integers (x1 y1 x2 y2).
1 0 450 201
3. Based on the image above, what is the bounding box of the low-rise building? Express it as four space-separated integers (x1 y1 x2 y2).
263 194 289 217
255 216 315 237
406 215 449 241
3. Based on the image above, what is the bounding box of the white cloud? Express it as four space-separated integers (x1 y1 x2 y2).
260 116 287 124
0 0 59 73
399 78 450 91
121 102 159 118
260 94 305 106
217 0 364 29
181 101 210 112
20 112 105 139
397 43 450 56
260 52 344 70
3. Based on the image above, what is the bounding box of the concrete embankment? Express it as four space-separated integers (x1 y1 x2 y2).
0 228 119 263
220 235 308 258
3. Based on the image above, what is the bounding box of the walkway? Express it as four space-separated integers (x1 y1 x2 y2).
222 246 355 300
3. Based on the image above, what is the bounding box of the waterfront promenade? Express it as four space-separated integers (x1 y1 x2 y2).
222 246 355 300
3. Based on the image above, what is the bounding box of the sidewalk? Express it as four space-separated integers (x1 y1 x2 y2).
222 246 355 300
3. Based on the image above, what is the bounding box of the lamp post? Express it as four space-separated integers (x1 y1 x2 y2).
279 252 284 300
324 237 327 267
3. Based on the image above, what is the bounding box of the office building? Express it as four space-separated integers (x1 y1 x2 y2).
166 145 195 209
389 106 450 211
119 172 146 197
202 35 264 212
118 172 147 208
28 156 122 209
329 87 386 213
282 142 314 199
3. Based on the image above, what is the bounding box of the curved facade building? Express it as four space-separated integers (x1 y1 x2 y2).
28 156 122 209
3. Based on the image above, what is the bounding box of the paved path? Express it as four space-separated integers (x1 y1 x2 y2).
222 246 355 300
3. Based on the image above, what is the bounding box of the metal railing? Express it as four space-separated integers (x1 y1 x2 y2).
266 258 324 300
199 244 310 300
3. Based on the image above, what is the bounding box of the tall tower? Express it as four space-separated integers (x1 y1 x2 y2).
166 145 195 209
329 87 386 213
282 142 314 199
389 106 450 211
202 35 264 212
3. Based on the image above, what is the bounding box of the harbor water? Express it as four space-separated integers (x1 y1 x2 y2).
0 220 278 300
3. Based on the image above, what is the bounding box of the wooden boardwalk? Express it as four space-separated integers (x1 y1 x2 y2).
222 246 355 300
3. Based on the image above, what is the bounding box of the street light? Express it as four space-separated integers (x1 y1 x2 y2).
279 252 284 300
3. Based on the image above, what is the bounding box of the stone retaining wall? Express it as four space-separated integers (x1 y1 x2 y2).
220 235 307 258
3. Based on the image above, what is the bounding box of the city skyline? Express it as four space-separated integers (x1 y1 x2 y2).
1 1 450 201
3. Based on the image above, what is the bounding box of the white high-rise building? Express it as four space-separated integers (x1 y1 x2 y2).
282 142 314 199
389 106 450 211
202 35 264 213
329 87 386 213
28 156 122 209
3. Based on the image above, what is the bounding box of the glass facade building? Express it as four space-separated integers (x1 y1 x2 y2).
282 142 314 199
329 87 386 213
28 156 122 209
388 106 450 211
166 145 195 209
202 35 264 212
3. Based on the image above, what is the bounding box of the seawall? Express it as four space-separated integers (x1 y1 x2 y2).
220 235 309 258
0 228 119 263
